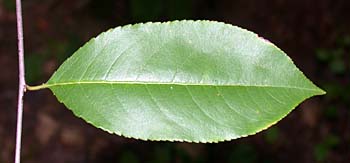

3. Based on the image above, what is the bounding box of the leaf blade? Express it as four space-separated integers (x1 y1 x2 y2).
46 20 325 142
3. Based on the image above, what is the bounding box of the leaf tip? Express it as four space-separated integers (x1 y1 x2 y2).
318 89 327 95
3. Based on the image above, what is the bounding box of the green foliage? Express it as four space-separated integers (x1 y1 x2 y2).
264 127 280 144
25 54 45 84
24 36 81 84
322 84 343 101
31 20 325 142
316 35 349 75
2 0 15 12
314 134 340 162
47 36 82 63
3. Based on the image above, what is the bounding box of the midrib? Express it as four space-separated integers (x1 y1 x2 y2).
27 80 325 93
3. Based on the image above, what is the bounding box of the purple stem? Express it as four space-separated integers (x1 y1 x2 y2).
15 0 25 162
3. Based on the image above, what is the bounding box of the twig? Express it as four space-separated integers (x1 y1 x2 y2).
15 0 25 162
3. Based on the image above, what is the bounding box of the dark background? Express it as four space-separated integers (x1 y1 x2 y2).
1 0 349 162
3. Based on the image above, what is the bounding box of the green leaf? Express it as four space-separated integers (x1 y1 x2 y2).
32 20 325 143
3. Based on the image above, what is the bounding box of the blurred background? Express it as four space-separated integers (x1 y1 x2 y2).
1 0 349 162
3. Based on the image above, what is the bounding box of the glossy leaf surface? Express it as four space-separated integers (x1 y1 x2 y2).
44 20 325 142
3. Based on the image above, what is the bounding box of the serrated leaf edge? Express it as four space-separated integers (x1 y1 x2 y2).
44 20 326 143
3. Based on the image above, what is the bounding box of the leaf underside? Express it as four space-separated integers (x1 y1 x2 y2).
46 20 325 143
